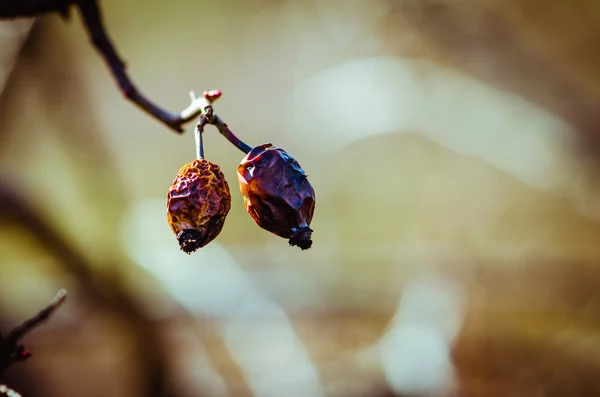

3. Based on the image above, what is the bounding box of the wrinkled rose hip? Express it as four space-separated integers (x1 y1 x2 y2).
166 159 231 253
237 143 315 250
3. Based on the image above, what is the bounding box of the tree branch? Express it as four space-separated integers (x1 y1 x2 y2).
1 0 212 133
76 0 201 132
0 289 67 373
0 183 170 397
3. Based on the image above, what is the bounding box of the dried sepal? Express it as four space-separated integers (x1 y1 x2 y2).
166 159 231 253
237 143 315 250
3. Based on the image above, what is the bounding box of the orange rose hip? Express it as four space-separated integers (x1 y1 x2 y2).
166 159 231 253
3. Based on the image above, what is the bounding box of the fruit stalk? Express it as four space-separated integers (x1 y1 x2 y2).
211 115 252 154
195 116 208 160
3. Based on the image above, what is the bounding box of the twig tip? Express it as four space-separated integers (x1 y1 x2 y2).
52 289 67 306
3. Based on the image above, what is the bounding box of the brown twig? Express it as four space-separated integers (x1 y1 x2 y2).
75 0 203 132
1 0 209 133
0 182 171 397
210 114 252 154
191 90 253 154
0 290 67 373
195 115 209 159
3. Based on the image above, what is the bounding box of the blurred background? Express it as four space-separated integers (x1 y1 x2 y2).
2 0 600 396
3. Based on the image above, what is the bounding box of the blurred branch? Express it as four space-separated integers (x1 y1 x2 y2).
0 184 170 397
386 0 600 161
0 17 174 395
0 0 74 18
0 384 21 397
1 0 208 133
0 290 67 373
0 18 38 397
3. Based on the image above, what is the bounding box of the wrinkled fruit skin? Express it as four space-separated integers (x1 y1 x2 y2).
167 159 231 254
237 143 315 250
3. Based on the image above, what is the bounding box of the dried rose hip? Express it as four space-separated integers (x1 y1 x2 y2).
237 143 315 250
166 159 231 253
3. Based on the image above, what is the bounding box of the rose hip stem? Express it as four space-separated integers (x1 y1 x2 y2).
190 90 252 155
195 116 209 160
210 115 252 154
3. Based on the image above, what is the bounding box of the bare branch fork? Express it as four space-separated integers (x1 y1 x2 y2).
1 0 210 132
191 90 252 156
0 289 67 373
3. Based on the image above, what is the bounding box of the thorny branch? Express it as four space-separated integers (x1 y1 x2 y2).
0 0 208 133
0 289 67 373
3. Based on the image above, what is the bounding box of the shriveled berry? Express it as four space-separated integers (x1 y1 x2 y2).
237 143 315 250
166 159 231 253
